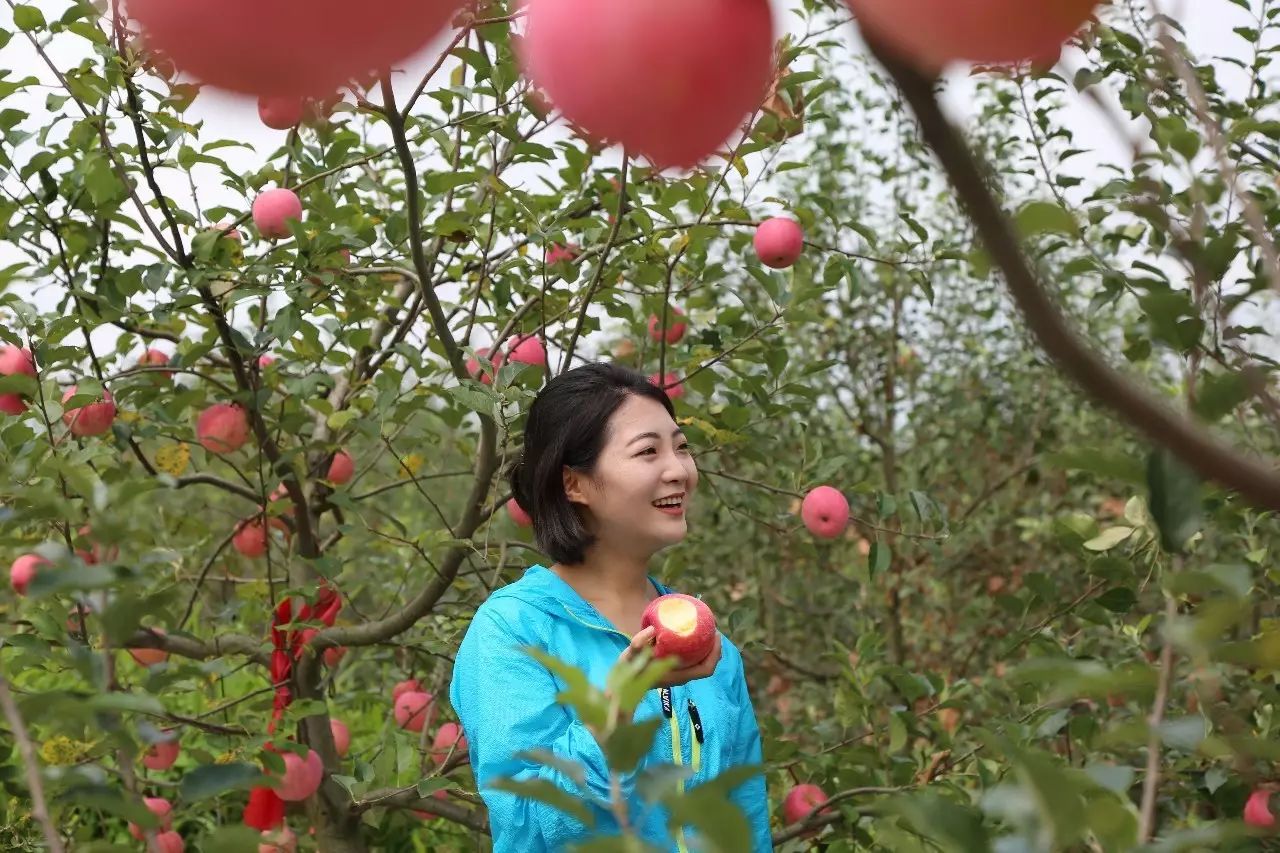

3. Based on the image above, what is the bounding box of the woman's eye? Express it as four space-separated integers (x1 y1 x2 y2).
639 447 657 455
678 443 690 452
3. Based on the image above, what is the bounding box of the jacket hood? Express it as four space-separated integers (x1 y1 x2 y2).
488 564 671 633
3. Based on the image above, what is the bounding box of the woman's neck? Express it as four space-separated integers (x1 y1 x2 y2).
551 545 657 635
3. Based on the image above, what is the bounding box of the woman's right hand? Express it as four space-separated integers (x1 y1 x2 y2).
619 626 722 688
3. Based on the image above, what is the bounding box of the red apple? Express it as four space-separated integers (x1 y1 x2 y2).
1246 789 1276 829
258 96 306 130
394 690 433 733
648 307 687 345
430 722 468 766
258 826 298 853
800 486 850 539
0 344 35 377
506 498 532 527
127 0 463 98
0 344 35 413
544 243 579 265
412 788 449 821
75 524 120 565
142 735 180 771
129 628 169 667
154 831 185 853
137 348 174 379
845 0 1100 71
329 719 350 758
754 218 804 269
127 796 173 840
276 748 324 802
392 679 421 701
465 347 505 385
61 386 116 437
518 0 774 168
252 188 303 240
232 517 288 559
640 593 717 667
327 450 355 484
508 335 548 368
783 782 831 826
10 554 49 596
648 373 684 401
197 403 250 454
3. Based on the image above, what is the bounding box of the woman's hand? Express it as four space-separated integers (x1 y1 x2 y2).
619 626 721 688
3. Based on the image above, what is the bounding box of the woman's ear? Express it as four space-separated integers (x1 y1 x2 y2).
562 465 591 506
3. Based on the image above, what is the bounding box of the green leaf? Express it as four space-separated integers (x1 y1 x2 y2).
1146 449 1201 554
13 4 45 30
1192 371 1250 423
1083 527 1134 552
868 541 890 579
202 826 269 853
1045 448 1144 483
884 791 992 852
490 777 596 826
1015 200 1076 237
601 718 662 774
179 762 265 800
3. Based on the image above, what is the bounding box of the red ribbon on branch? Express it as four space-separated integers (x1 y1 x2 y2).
243 580 343 830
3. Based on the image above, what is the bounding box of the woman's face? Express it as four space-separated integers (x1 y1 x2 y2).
565 395 698 557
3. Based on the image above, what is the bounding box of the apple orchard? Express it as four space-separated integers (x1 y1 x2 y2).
2 0 1280 850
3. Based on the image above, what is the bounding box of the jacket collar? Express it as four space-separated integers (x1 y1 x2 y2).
500 564 670 634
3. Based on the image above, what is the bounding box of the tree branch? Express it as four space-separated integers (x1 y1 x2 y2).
871 39 1280 512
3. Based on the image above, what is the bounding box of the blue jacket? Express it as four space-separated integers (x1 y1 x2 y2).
449 565 771 851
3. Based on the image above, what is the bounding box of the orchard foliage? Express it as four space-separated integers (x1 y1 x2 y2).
0 0 1279 851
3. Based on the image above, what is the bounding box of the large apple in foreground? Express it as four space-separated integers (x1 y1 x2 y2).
128 0 464 98
846 0 1099 71
518 0 774 168
640 593 717 667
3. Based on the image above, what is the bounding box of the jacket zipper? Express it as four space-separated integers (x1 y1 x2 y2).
560 604 696 852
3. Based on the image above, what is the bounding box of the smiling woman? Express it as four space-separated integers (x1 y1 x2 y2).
449 363 770 851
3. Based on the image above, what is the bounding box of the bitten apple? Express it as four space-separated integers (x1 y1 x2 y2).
640 593 717 667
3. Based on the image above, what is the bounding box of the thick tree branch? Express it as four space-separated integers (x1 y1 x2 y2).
871 40 1280 513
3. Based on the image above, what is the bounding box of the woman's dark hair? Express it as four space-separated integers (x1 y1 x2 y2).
508 362 675 565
